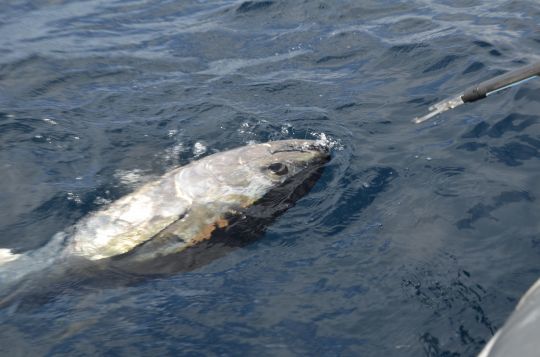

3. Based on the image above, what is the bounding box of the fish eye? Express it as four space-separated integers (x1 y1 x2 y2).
268 162 288 176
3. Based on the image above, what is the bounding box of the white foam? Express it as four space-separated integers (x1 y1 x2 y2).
43 118 58 125
311 131 343 151
163 143 185 163
114 169 145 187
0 248 20 265
66 192 83 204
193 142 207 157
94 196 112 205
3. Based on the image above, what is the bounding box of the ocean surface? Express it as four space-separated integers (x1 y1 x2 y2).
1 0 539 355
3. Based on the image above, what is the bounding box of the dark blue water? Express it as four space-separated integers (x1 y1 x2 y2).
1 0 539 355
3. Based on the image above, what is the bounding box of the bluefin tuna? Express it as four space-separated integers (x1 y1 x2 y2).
0 140 329 289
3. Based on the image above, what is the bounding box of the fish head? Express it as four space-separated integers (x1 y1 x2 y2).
241 139 330 184
214 139 329 192
235 139 331 217
179 139 330 205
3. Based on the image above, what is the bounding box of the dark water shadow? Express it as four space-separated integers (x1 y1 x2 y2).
319 166 398 235
458 113 539 166
456 190 534 230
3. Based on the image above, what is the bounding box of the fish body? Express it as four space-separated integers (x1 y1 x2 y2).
0 140 329 285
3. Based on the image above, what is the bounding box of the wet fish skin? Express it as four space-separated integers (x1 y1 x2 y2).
68 139 329 261
0 139 329 284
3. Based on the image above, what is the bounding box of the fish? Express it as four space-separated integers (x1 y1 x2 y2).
0 139 329 291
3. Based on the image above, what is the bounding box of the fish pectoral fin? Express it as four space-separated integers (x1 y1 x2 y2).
114 203 239 265
189 216 230 245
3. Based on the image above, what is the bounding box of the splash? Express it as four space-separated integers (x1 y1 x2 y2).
163 143 185 163
113 169 146 188
310 131 343 151
193 142 207 157
0 249 19 264
42 118 58 125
